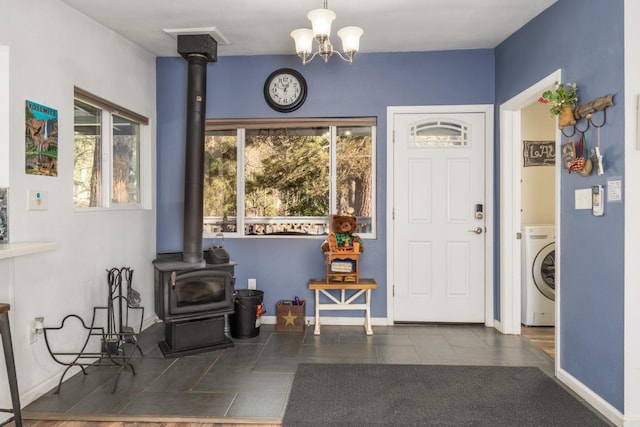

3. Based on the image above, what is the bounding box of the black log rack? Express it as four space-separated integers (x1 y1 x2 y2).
43 267 144 393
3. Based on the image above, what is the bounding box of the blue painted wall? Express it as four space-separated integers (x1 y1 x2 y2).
496 0 624 411
156 50 495 319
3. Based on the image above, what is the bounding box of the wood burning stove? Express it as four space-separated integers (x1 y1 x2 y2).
154 254 235 323
153 34 234 357
154 253 236 357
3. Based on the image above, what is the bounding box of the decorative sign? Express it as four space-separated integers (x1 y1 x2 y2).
25 100 58 176
330 259 355 273
523 140 555 167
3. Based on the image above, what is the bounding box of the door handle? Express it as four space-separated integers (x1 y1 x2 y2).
468 227 483 235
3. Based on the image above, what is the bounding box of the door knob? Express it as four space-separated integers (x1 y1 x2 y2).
468 227 483 235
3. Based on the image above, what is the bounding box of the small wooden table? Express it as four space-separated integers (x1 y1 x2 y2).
308 278 377 336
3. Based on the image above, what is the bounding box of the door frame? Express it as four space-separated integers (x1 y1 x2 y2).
386 104 494 325
497 70 561 370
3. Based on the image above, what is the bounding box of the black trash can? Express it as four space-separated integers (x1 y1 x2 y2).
230 289 265 338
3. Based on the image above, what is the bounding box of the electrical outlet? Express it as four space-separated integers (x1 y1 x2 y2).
29 316 44 344
248 278 257 290
29 324 38 344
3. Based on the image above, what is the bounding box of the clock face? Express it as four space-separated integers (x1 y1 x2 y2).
264 68 307 113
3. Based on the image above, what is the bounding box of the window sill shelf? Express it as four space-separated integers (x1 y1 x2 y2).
0 242 57 259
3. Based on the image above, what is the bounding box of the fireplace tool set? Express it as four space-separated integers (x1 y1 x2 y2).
42 266 144 393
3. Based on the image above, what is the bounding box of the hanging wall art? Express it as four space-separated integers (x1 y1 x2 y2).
25 100 58 176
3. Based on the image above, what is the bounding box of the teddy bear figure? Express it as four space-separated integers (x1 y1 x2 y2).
321 214 365 253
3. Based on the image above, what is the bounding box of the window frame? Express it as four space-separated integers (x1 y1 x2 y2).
205 117 377 239
73 87 150 211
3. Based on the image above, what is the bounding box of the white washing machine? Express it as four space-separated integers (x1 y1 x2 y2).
521 225 555 326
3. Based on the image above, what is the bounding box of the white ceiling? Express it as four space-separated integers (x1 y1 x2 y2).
59 0 557 58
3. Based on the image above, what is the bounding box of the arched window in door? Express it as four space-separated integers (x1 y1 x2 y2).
408 118 470 147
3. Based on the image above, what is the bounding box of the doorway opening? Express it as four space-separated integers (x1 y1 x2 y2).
499 70 561 368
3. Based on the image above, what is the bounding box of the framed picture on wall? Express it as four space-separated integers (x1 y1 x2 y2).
25 100 58 176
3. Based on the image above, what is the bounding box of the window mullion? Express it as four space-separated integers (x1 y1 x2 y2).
330 126 337 215
103 111 113 208
370 125 377 236
237 128 246 236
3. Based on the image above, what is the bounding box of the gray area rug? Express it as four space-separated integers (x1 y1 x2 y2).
282 364 610 427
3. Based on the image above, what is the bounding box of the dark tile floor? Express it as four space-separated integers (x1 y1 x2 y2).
23 321 557 424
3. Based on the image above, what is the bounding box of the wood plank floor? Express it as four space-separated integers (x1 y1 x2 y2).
21 421 278 427
521 326 555 358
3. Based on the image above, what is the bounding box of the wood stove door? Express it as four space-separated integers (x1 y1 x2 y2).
169 269 234 317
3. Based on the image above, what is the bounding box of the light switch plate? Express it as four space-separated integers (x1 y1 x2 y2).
575 188 592 210
28 190 48 211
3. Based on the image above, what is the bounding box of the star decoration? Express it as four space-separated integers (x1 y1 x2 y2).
283 310 298 327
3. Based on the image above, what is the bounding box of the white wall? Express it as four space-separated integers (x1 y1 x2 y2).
0 0 157 414
0 45 8 186
624 0 640 424
521 101 555 226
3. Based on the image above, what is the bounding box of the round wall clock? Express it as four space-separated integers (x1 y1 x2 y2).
263 68 307 113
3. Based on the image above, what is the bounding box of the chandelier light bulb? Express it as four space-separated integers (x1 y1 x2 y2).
337 26 364 54
291 28 314 56
308 8 336 38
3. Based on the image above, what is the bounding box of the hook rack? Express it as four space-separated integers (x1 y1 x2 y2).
561 94 614 138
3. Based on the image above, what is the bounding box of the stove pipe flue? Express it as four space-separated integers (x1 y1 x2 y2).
177 34 217 264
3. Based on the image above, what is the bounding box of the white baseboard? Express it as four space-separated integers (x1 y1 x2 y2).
142 315 161 330
623 417 640 427
557 367 624 426
494 319 504 333
21 366 84 407
259 315 388 327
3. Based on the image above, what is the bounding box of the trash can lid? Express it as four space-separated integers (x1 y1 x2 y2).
235 289 264 297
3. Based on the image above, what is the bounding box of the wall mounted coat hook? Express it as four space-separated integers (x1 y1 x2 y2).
574 93 614 118
561 93 614 138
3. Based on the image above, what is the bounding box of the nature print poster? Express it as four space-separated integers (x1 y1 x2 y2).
25 100 58 176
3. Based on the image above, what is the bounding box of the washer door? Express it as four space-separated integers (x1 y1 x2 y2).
532 242 555 301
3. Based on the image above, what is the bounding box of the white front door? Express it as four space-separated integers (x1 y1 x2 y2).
392 110 487 322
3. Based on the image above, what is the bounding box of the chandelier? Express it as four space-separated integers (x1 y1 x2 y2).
290 0 363 64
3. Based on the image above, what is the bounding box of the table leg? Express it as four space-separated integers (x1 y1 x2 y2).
314 289 321 335
0 311 22 426
364 289 373 335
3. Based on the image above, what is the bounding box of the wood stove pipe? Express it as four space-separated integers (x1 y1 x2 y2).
177 35 217 264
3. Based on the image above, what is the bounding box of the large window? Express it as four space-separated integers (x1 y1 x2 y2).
204 118 376 238
73 88 149 209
